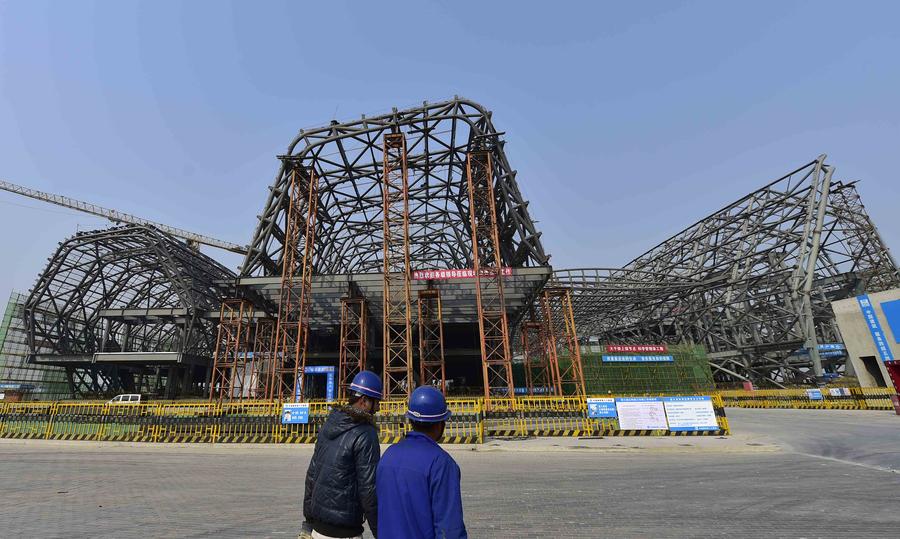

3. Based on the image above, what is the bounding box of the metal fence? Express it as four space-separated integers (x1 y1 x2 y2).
0 395 731 444
717 388 897 410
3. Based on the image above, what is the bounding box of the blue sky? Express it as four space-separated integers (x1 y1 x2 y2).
1 0 898 303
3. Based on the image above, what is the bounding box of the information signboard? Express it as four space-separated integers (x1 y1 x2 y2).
806 389 823 401
281 403 310 424
601 355 674 363
586 398 617 418
828 387 851 397
857 294 894 362
606 344 668 353
661 396 719 431
615 397 668 430
412 268 513 280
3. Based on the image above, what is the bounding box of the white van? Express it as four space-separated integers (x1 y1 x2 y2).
107 394 142 404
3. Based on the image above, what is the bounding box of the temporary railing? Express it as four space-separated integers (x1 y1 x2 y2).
717 387 897 410
0 394 731 444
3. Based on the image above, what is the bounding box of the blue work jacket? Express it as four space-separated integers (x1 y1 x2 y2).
376 431 467 539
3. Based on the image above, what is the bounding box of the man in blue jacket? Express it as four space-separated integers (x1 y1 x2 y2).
376 386 467 539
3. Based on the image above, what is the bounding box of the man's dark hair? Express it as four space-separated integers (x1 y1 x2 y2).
410 420 432 432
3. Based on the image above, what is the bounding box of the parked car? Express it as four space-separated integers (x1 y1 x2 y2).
107 394 142 404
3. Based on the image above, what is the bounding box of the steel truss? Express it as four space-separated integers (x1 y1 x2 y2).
521 319 557 396
467 142 515 400
241 97 548 278
209 299 255 403
338 297 367 400
418 288 446 393
538 288 586 397
555 156 900 387
271 164 318 401
25 225 235 361
382 133 414 399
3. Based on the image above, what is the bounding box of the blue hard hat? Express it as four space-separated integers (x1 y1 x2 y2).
349 370 383 400
406 386 451 423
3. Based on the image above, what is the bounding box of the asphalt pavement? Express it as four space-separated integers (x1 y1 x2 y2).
0 408 897 538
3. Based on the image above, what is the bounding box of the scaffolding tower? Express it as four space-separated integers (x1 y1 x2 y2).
338 297 367 400
382 133 414 399
271 164 318 401
209 299 255 403
467 143 515 402
418 288 446 393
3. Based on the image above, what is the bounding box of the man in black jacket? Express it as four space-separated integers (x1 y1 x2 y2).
302 370 382 539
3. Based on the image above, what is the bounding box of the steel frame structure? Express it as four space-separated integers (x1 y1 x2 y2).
555 156 900 386
22 225 236 398
209 299 255 403
25 225 234 360
539 288 586 397
241 98 548 278
381 133 414 399
338 297 367 400
417 288 446 392
271 164 318 401
467 143 515 400
521 319 557 396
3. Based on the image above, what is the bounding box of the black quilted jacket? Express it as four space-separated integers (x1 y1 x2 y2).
303 405 380 537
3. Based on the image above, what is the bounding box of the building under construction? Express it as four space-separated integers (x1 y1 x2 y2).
5 98 899 398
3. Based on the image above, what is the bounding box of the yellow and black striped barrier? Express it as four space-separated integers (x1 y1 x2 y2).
0 394 731 444
717 387 897 410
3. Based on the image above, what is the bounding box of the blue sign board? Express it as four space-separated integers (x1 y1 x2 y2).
880 299 900 344
806 389 823 401
601 355 674 363
295 366 336 402
857 294 895 362
281 403 310 424
514 387 553 395
586 398 617 418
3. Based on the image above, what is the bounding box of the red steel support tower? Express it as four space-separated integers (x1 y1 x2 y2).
418 288 446 393
466 145 515 403
541 287 586 398
382 133 414 399
338 297 367 400
209 299 255 403
271 164 318 401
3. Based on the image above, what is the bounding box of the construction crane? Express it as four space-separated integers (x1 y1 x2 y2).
0 179 248 255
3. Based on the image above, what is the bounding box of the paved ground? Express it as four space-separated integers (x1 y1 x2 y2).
1 409 898 538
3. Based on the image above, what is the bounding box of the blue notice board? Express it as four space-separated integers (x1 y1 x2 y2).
880 299 900 344
601 355 674 363
282 403 310 424
586 398 617 418
806 389 823 401
857 295 895 362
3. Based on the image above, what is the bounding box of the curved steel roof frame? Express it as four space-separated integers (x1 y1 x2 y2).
554 157 900 385
25 225 236 359
241 97 548 277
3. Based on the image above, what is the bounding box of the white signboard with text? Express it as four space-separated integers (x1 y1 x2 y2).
615 397 668 430
662 396 719 432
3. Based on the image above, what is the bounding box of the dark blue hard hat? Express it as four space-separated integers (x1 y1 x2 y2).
349 370 383 400
406 386 451 423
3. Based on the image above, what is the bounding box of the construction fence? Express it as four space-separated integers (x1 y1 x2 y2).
0 395 730 445
717 387 897 410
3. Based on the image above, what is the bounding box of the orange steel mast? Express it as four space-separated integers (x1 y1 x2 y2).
270 163 318 401
382 133 414 399
209 299 254 403
521 319 559 396
466 143 515 403
541 287 586 398
418 288 446 393
338 297 367 400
